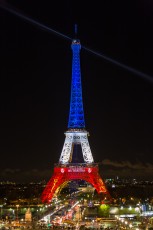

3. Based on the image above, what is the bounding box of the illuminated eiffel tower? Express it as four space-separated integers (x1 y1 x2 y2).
41 29 110 203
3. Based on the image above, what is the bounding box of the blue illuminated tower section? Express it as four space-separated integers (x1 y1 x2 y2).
68 39 85 129
59 38 94 164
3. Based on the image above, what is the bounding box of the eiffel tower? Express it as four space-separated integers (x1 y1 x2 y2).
41 31 110 203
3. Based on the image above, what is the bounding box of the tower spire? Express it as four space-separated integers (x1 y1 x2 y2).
68 32 85 129
74 24 78 38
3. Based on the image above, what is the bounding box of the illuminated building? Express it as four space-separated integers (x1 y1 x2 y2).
41 33 110 203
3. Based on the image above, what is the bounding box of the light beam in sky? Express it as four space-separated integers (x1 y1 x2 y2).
0 2 153 83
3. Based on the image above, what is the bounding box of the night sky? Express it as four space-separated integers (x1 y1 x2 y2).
0 0 153 182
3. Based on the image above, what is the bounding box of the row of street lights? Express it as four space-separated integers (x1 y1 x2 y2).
0 204 19 221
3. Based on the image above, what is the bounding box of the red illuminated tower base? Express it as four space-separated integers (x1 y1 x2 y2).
41 164 109 203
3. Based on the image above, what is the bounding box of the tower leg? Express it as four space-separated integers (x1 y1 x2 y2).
41 170 65 203
80 134 94 163
59 133 73 164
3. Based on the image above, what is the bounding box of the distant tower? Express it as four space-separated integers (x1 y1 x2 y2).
41 30 110 203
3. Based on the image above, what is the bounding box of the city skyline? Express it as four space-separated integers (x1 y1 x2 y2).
0 0 153 182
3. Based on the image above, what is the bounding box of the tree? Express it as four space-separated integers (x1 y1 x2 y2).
98 204 110 217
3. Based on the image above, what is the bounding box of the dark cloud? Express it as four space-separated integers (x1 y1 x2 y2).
101 159 153 179
102 159 151 170
0 168 53 183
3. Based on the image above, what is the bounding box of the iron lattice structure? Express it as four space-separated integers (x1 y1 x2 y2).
68 40 85 129
41 38 110 203
42 166 107 203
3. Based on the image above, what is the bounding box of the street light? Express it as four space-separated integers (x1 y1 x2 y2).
16 205 19 222
0 205 3 219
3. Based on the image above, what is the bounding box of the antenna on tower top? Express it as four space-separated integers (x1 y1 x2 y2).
74 24 78 38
